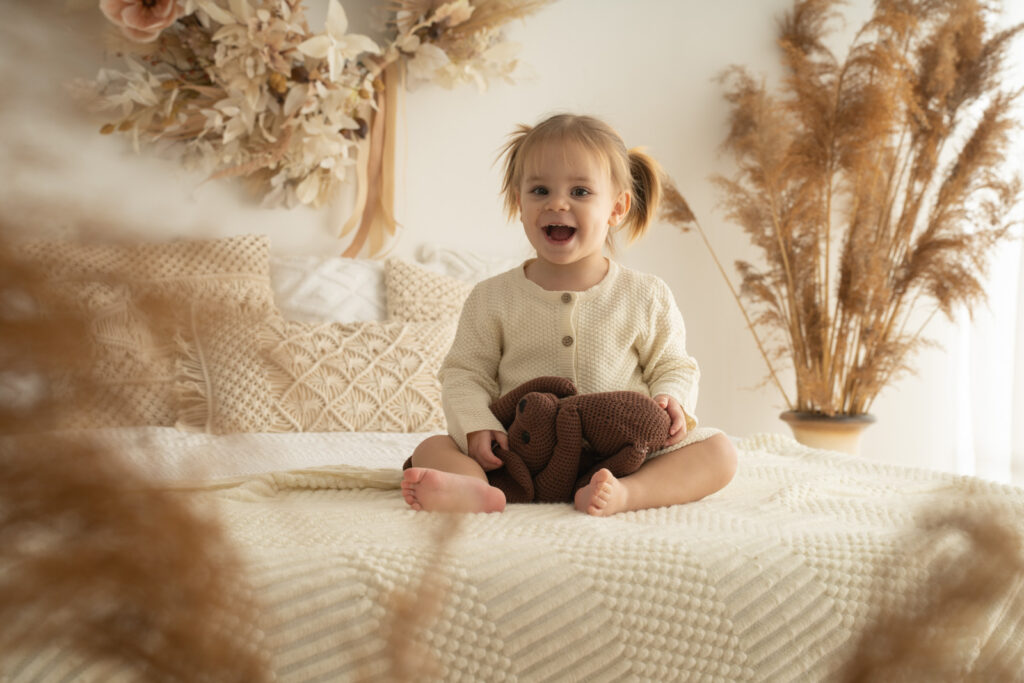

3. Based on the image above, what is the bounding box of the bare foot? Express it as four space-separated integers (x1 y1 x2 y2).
574 468 629 516
401 467 506 513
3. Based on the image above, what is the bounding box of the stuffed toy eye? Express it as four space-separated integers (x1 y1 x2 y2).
518 398 527 413
521 430 530 444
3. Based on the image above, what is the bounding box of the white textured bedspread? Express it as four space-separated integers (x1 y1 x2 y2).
6 431 1024 681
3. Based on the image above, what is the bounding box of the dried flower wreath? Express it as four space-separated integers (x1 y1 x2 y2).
664 0 1023 417
77 0 551 255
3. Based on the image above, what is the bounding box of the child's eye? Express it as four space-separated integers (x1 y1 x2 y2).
571 187 591 197
529 186 548 196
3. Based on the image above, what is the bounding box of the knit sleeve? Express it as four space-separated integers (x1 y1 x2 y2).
438 281 506 453
637 278 701 430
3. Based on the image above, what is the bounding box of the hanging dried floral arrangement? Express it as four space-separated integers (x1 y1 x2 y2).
76 0 552 255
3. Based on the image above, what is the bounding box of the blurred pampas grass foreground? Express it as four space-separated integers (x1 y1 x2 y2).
841 506 1024 681
0 239 272 680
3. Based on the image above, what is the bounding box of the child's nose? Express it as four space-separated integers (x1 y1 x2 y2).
545 193 569 211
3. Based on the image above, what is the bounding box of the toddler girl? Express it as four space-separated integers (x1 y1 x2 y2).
401 113 737 515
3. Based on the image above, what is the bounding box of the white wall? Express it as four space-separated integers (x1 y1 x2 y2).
4 0 1022 474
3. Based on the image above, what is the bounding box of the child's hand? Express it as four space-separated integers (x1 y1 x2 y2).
654 394 688 446
466 429 507 471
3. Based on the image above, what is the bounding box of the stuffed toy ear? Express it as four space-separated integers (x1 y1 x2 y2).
490 376 577 427
486 447 534 503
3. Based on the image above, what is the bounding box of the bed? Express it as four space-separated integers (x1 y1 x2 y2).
3 235 1023 681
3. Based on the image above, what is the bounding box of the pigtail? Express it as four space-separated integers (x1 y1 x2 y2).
621 148 663 243
498 124 533 222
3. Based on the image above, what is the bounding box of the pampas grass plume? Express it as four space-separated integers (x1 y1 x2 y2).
663 0 1023 416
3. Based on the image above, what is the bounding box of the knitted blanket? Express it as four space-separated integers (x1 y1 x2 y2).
6 433 1024 681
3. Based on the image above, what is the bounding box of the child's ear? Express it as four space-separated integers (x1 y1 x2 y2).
609 191 631 226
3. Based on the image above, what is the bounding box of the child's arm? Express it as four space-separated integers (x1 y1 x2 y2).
639 278 700 430
438 285 507 453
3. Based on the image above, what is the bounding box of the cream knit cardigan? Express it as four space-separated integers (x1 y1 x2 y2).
440 259 703 453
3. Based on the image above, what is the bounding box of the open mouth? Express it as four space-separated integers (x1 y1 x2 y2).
544 224 576 242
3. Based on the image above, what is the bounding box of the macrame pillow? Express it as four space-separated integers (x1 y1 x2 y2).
385 258 473 322
175 307 273 434
22 235 273 428
175 314 455 434
262 317 454 432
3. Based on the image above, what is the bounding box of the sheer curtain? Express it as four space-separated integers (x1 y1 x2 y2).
952 16 1024 485
953 238 1024 486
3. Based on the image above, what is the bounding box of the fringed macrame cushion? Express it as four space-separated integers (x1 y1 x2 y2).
174 314 455 434
385 258 473 322
175 307 273 434
22 235 274 428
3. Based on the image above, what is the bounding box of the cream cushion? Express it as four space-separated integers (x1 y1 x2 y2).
262 317 454 432
22 235 273 428
384 258 474 322
175 314 456 434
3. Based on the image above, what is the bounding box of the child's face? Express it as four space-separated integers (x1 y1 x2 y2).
517 140 629 271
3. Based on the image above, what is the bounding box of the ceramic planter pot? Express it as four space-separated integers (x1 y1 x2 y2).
779 411 876 456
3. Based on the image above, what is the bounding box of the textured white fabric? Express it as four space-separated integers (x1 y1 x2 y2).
415 243 526 283
266 248 519 327
36 427 428 481
8 432 1024 681
441 260 701 452
269 255 386 323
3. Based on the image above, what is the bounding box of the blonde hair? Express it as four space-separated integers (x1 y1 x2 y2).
498 114 662 244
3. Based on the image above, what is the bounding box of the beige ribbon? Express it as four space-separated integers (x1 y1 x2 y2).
341 62 403 257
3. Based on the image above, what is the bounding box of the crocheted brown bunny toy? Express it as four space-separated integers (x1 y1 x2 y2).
486 376 671 504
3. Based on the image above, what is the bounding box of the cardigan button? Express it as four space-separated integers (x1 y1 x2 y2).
561 292 572 303
562 335 574 347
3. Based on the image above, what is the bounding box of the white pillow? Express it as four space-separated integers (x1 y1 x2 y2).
414 244 523 283
269 255 385 323
269 247 522 325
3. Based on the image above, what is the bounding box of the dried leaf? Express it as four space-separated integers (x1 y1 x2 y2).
296 34 330 59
